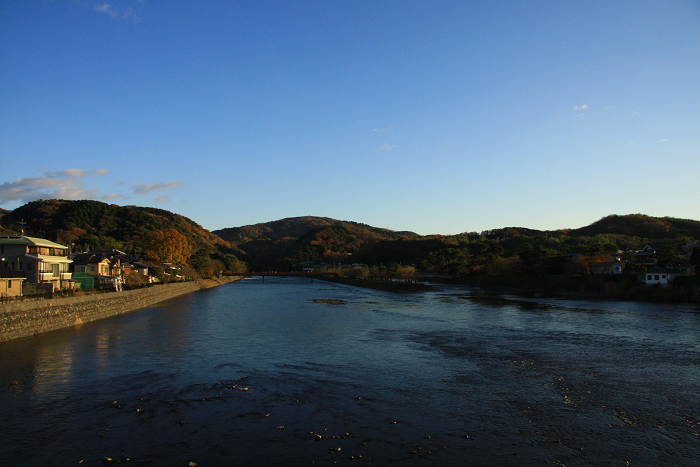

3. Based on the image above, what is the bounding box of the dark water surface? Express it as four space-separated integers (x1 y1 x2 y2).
1 278 699 466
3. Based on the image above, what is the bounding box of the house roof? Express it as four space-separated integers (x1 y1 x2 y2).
0 266 26 279
88 249 127 256
0 235 68 249
647 267 680 274
72 253 111 264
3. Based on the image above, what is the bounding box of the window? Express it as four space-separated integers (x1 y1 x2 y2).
661 275 666 279
647 275 652 280
654 275 659 280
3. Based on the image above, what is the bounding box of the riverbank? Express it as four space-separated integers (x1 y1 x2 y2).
199 275 243 289
434 274 700 303
0 281 205 342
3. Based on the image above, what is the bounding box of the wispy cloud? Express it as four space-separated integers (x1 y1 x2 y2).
101 193 127 201
154 195 172 204
45 168 109 178
380 144 397 151
0 168 109 204
658 138 669 143
372 127 393 133
91 1 143 22
93 3 118 17
133 181 184 195
573 105 588 111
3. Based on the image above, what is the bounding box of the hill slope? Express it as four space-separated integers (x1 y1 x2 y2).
1 200 247 274
214 216 418 269
567 214 700 239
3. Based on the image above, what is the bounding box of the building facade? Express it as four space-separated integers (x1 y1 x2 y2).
0 236 73 292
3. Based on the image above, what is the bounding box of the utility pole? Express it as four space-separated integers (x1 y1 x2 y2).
16 219 27 236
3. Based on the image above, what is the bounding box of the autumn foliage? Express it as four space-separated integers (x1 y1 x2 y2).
142 229 191 265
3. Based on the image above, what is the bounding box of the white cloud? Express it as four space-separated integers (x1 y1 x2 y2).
93 3 117 17
0 168 111 205
0 177 96 204
372 127 393 133
658 139 669 143
92 1 142 22
154 195 172 204
133 181 184 195
380 144 397 151
573 105 589 111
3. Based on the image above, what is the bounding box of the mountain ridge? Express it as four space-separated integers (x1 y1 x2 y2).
2 202 699 273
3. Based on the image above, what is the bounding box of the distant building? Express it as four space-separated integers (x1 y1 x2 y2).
589 262 623 275
644 267 680 286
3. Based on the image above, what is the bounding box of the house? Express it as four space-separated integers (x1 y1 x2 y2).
71 253 111 276
643 267 680 286
122 260 150 277
589 262 623 275
0 235 72 292
71 253 123 289
633 243 666 267
0 266 26 297
82 249 128 276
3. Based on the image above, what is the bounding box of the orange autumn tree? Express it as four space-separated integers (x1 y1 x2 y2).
142 228 191 266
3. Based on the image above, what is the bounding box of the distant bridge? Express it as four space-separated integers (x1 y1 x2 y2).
222 271 338 283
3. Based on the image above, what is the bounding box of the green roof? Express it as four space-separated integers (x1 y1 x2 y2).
0 235 68 248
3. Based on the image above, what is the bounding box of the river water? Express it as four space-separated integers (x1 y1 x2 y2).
1 278 699 466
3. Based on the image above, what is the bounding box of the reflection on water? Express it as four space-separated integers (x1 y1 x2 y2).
1 277 699 466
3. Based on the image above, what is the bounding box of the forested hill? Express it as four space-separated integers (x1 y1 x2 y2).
565 214 700 239
1 202 698 274
213 216 417 243
0 200 247 275
213 216 418 270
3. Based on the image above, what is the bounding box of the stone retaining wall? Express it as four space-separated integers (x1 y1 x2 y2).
0 281 203 342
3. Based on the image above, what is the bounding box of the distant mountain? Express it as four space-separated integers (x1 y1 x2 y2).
567 214 700 240
2 201 698 273
214 216 417 242
1 200 247 274
214 216 418 269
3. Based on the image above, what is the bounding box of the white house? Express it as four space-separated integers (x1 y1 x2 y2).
0 236 72 292
644 267 680 286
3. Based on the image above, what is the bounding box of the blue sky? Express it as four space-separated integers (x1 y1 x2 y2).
1 1 698 235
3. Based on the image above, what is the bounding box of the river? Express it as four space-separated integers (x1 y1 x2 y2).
1 277 699 466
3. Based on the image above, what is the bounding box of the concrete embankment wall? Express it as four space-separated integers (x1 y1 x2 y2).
0 281 202 342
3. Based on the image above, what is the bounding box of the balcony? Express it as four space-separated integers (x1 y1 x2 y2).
39 272 56 281
61 272 72 281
